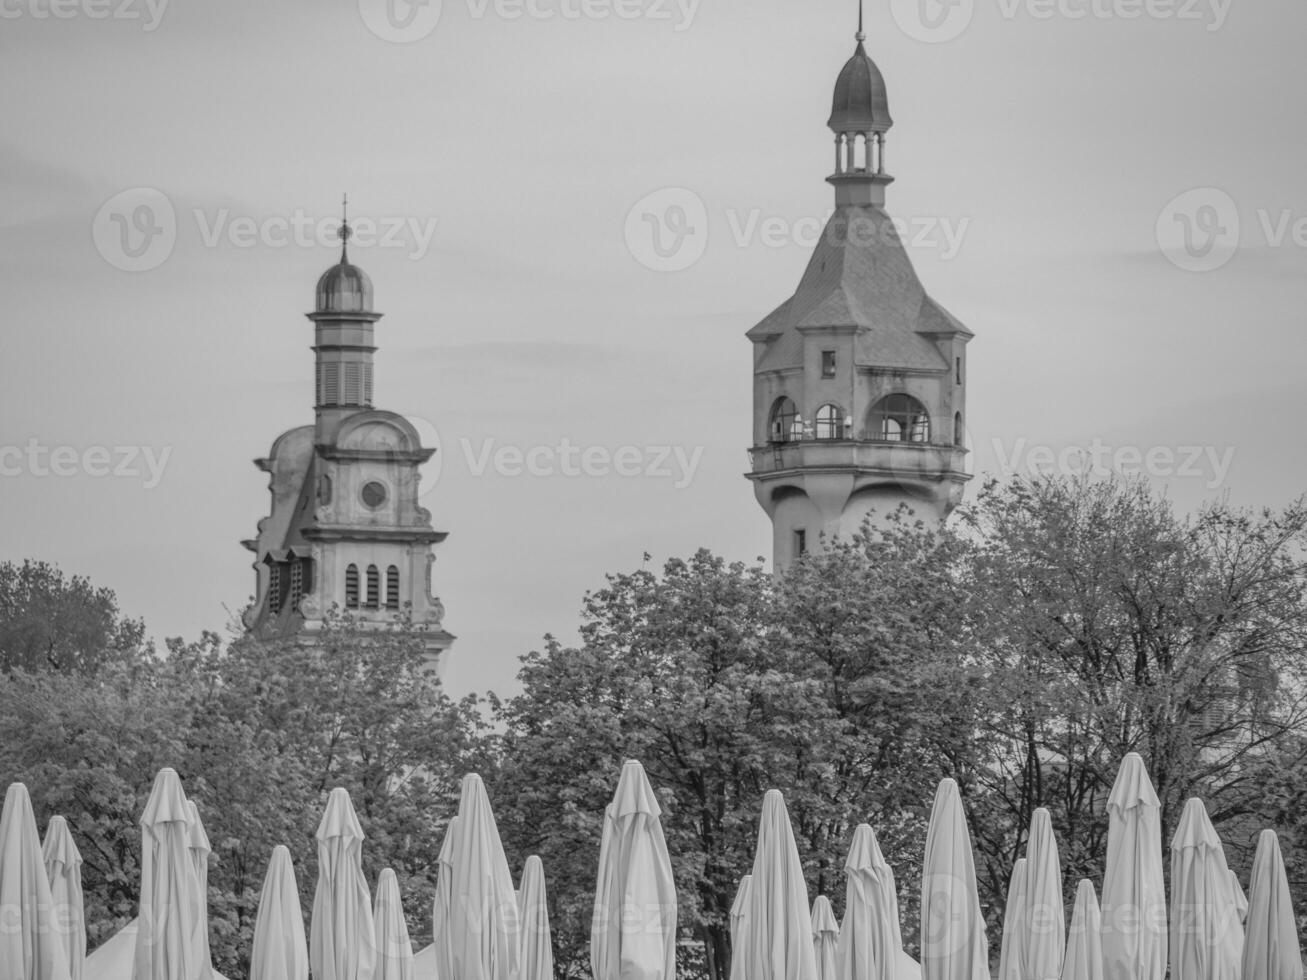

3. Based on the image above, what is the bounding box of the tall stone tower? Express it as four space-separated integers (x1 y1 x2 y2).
746 15 974 568
243 207 453 670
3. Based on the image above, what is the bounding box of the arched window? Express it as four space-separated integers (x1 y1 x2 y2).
366 565 380 609
345 564 359 609
869 394 931 443
386 565 400 610
768 396 798 443
954 412 964 447
815 404 847 440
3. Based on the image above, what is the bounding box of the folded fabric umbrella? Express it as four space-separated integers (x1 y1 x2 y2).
374 869 414 980
920 778 988 980
42 815 85 980
250 845 309 980
1169 798 1241 980
1100 753 1165 980
837 824 900 980
813 896 840 980
729 875 753 980
310 787 377 980
997 858 1029 980
448 774 520 980
1024 808 1065 980
133 768 205 980
185 802 214 980
740 790 818 980
591 760 677 980
1240 830 1302 980
1 783 73 980
1061 880 1103 980
430 816 460 980
514 856 554 980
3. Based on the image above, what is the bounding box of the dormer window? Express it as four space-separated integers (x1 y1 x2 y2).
821 350 836 379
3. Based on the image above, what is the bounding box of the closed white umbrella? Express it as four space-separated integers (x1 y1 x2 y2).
185 802 213 980
133 768 205 980
448 774 519 980
1169 798 1241 980
741 789 818 980
42 815 85 980
250 845 309 980
1061 880 1103 980
1240 830 1301 980
997 859 1029 980
728 875 753 980
920 778 988 980
430 816 459 980
374 869 414 980
514 856 553 980
837 824 900 980
310 787 377 980
813 896 840 980
1100 753 1165 980
1 783 72 980
1025 808 1065 980
591 760 677 980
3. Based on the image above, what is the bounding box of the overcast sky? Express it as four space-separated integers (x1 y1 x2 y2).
2 0 1305 699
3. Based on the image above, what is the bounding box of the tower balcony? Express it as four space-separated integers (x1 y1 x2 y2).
746 437 969 483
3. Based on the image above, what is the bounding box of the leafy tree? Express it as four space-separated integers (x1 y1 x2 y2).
0 559 147 673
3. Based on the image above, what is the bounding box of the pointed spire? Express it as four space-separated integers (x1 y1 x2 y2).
338 192 352 263
856 0 866 43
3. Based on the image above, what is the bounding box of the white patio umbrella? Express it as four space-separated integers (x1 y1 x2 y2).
1169 798 1241 980
1240 830 1302 980
1100 753 1165 980
1229 871 1248 924
728 875 753 980
919 778 988 980
591 760 676 980
430 816 459 980
133 768 205 980
448 773 519 980
185 802 214 980
813 896 840 980
1061 880 1103 980
997 858 1029 980
374 869 414 980
250 845 309 980
837 823 900 980
309 787 377 980
1024 808 1065 980
1 783 72 980
740 789 818 980
514 856 554 980
42 815 86 980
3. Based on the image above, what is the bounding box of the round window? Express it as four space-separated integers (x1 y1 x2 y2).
360 481 388 509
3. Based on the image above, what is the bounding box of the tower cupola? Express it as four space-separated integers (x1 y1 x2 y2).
827 5 894 207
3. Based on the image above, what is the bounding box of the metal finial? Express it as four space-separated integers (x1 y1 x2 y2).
856 0 866 42
338 193 352 262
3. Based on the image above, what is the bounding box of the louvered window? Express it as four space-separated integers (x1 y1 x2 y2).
386 565 400 610
345 564 359 609
366 565 380 608
363 364 374 406
344 363 362 405
323 363 340 405
268 564 282 613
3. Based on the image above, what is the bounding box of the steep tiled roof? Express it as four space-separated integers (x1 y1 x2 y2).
747 205 970 372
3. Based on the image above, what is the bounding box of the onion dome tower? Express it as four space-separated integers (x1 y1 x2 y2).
746 11 974 568
243 198 453 670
